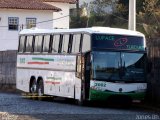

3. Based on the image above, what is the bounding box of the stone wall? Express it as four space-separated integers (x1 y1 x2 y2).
0 50 17 91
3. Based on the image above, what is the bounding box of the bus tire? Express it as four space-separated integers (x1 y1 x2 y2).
30 78 37 100
77 99 85 106
76 94 85 106
37 79 44 101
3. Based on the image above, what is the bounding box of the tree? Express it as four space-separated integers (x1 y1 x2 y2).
90 0 116 15
137 0 160 38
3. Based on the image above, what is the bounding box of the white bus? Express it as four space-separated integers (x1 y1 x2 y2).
17 27 147 104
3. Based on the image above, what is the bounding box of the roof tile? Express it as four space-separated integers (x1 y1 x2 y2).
43 0 76 4
0 0 62 11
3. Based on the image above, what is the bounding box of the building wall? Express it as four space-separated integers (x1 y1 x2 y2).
0 9 54 50
46 2 70 29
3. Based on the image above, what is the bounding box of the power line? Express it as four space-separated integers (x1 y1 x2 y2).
36 15 69 24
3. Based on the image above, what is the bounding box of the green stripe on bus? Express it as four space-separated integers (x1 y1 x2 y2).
32 57 54 62
89 89 145 101
47 77 62 81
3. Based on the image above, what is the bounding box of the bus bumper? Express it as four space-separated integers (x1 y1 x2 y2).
89 89 146 102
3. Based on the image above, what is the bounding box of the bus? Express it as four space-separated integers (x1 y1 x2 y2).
16 27 147 104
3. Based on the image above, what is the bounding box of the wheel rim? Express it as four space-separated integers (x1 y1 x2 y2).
38 88 42 96
31 82 36 93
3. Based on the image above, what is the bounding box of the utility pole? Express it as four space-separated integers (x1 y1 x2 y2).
76 0 80 20
129 0 136 31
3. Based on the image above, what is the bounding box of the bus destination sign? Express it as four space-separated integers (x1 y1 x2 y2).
92 34 145 51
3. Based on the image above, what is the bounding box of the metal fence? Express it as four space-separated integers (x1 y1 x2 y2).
0 50 17 90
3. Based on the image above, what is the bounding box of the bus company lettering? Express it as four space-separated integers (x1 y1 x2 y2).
95 35 115 41
127 45 144 50
47 77 62 81
20 58 25 64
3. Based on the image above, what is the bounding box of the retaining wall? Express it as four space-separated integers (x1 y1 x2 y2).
0 50 17 91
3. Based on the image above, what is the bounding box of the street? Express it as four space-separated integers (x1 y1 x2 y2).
0 93 159 120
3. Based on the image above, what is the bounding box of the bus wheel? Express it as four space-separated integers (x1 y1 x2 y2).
30 79 37 100
37 80 44 101
76 95 85 106
77 99 85 106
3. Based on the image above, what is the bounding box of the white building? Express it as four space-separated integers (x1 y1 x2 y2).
0 0 76 50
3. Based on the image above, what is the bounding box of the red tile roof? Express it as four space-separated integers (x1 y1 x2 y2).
0 0 62 11
43 0 76 4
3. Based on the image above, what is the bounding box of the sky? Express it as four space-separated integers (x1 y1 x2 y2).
79 0 94 5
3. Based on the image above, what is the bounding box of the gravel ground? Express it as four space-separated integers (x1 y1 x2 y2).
0 92 159 120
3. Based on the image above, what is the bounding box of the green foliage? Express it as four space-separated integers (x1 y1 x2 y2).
70 0 160 38
137 0 160 38
70 16 88 28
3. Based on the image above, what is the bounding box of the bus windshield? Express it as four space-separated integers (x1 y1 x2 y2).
92 51 146 82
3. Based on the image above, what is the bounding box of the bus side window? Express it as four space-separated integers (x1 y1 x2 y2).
25 36 33 52
52 35 60 53
72 34 81 53
34 35 43 52
43 35 50 53
18 36 26 53
61 34 69 53
82 34 91 52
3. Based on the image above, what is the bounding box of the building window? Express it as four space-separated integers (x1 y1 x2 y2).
26 18 36 29
8 17 19 30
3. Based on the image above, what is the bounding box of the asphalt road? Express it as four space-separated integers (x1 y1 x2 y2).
0 92 159 120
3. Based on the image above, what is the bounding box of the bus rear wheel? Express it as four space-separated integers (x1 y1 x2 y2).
37 80 44 101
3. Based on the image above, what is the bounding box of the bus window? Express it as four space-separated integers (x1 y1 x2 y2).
82 34 91 52
61 34 69 53
18 36 25 52
52 35 60 53
34 35 43 52
43 35 50 53
72 34 81 53
25 36 33 52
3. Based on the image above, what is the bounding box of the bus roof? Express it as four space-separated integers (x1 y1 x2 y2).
19 27 145 37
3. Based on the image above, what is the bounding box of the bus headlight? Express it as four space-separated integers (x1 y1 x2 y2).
136 84 147 93
135 89 146 93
